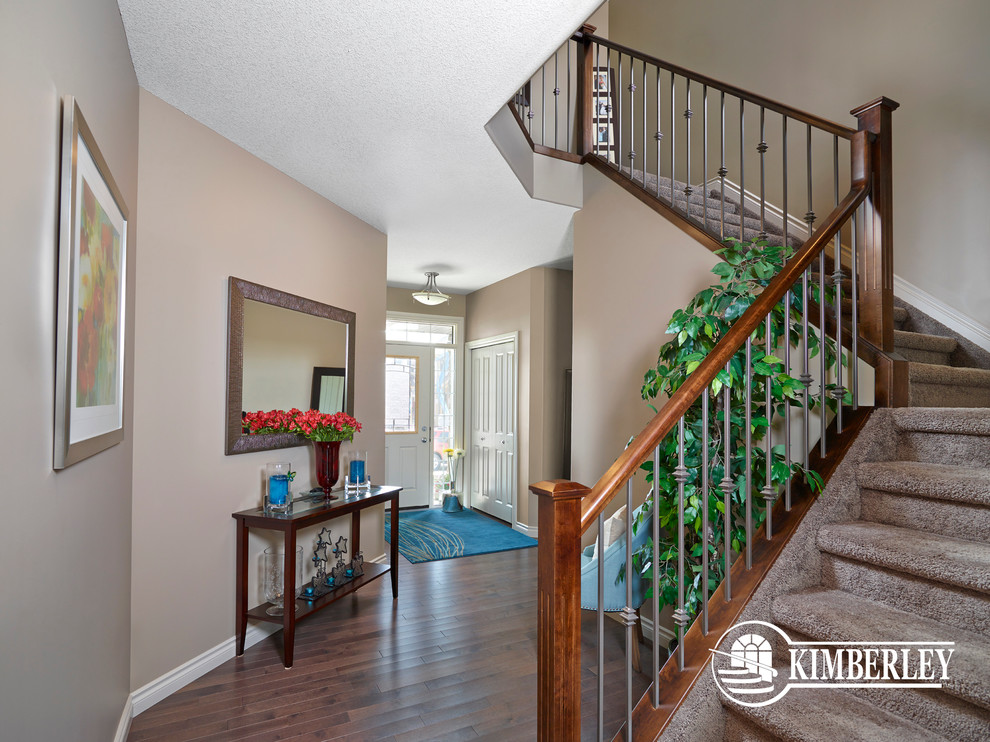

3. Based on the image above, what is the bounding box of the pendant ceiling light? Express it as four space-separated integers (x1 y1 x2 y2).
411 271 450 306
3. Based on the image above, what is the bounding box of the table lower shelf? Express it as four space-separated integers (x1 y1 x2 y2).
246 562 390 624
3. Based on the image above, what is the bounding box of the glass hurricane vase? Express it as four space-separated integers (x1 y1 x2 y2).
313 440 341 499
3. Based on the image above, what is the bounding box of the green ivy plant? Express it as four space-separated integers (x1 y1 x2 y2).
630 238 843 625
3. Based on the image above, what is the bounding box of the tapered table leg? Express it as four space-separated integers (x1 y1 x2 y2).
390 495 399 598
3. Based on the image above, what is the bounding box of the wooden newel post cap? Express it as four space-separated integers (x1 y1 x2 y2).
530 479 590 500
849 96 900 118
578 23 597 36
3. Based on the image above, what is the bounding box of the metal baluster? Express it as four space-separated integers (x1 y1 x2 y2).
719 91 727 239
703 85 709 232
784 289 792 511
851 209 859 409
720 362 733 601
702 392 710 635
832 135 844 434
627 56 636 180
758 106 767 239
642 62 647 186
567 41 571 152
801 269 812 468
617 53 623 173
781 116 790 250
597 510 605 741
819 248 827 458
526 77 534 136
685 80 693 208
553 49 559 151
673 417 689 670
624 479 635 739
607 50 614 165
655 67 663 199
670 72 676 207
745 337 752 568
541 63 546 146
739 99 746 241
762 314 776 539
805 123 816 234
595 44 602 158
652 449 660 706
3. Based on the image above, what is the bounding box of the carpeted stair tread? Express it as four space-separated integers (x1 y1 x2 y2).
909 363 990 388
821 553 990 637
894 330 957 353
893 306 909 325
908 363 990 407
772 588 990 711
723 686 946 742
857 461 990 506
860 489 990 543
891 407 990 436
817 522 990 594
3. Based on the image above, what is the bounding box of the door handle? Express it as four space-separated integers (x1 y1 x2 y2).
421 437 428 443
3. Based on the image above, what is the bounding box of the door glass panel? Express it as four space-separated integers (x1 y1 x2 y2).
385 356 417 433
432 347 456 504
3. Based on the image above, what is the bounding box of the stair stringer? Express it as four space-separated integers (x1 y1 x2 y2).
660 410 899 741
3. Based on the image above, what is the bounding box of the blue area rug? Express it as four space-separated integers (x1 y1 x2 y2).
384 508 537 563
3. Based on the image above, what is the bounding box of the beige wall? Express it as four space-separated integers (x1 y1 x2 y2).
572 167 717 517
610 0 990 329
0 1 138 739
131 90 387 690
386 286 466 316
466 267 573 528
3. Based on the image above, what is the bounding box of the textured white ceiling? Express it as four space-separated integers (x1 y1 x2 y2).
117 0 602 293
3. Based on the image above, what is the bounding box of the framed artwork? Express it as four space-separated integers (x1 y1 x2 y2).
54 96 129 469
591 66 618 163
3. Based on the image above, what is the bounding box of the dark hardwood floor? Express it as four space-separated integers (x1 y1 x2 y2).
128 547 653 741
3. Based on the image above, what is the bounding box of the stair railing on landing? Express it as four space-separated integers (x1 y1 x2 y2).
514 27 904 742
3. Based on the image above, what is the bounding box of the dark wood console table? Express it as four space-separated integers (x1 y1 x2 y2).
232 485 400 668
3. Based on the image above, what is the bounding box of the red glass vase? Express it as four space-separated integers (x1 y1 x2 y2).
313 440 341 500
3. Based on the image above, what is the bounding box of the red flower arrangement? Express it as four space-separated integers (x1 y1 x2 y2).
243 408 362 442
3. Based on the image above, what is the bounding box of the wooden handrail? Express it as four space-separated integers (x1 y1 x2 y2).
572 32 858 140
579 130 871 532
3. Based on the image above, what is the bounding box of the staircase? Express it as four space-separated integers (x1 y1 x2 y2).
618 169 806 250
511 23 990 742
716 306 990 741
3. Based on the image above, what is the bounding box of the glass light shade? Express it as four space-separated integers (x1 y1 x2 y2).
412 272 449 305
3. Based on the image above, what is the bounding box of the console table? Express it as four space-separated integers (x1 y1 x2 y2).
232 485 400 668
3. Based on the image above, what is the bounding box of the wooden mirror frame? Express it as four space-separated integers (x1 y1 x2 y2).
225 277 356 455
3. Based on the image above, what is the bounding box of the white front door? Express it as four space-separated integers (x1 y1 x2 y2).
468 338 517 523
385 346 432 507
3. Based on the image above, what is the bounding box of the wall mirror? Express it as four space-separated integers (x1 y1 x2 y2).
225 277 356 455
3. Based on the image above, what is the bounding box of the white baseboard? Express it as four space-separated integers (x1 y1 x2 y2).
370 552 387 564
894 275 990 353
129 622 278 717
513 521 538 538
113 694 133 742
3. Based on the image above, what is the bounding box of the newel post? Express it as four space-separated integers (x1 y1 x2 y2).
531 479 589 742
851 97 899 353
575 24 596 156
852 96 905 407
